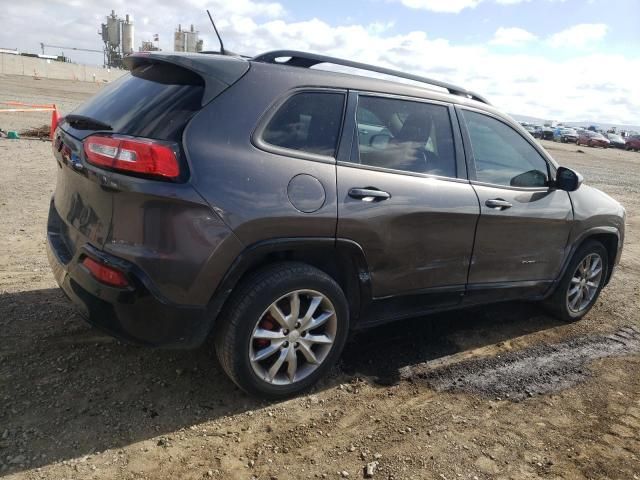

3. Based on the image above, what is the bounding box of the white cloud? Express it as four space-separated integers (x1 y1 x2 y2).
396 0 568 12
490 27 537 46
547 23 608 48
495 0 568 4
397 0 481 13
183 0 284 19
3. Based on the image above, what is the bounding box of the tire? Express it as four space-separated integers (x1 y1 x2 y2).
545 240 608 322
214 262 349 398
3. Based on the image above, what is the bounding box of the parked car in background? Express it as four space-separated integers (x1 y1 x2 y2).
554 127 579 143
531 126 544 139
577 131 610 148
541 126 554 140
625 135 640 151
606 133 626 149
47 50 626 397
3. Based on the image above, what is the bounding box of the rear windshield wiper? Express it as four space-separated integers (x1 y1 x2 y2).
65 114 112 131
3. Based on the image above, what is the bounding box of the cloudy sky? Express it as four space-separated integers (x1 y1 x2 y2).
2 0 639 124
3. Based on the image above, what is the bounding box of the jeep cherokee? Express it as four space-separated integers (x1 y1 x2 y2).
47 50 625 398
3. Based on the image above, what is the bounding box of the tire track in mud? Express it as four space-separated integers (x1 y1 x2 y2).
401 326 640 400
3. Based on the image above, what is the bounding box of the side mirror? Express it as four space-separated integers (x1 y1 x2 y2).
555 166 583 192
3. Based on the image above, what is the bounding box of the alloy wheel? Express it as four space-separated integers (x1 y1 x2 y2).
249 290 337 385
566 253 604 314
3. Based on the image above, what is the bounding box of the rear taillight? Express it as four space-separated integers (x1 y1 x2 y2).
83 135 180 179
81 257 129 288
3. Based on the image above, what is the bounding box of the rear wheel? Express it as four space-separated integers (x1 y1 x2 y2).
545 240 608 322
214 262 349 398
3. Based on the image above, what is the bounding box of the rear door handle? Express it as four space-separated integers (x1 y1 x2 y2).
485 198 512 210
348 188 391 202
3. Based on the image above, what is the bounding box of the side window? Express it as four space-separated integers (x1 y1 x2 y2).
353 96 456 178
463 110 549 188
262 92 345 157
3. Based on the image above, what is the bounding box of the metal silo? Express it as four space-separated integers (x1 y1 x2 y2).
174 25 185 52
107 10 121 47
122 14 134 54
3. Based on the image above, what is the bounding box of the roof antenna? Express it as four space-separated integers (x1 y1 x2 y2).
207 9 225 55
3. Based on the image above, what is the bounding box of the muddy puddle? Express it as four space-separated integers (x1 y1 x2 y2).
400 326 640 400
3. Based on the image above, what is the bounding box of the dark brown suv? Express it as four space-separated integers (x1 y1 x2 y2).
47 50 625 397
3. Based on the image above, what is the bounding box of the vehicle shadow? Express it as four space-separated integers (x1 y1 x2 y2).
341 301 563 385
0 288 563 475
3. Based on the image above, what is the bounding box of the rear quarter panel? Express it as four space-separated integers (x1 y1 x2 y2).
183 64 339 245
104 174 244 306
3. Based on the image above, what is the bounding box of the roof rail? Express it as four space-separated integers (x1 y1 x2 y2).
252 50 489 105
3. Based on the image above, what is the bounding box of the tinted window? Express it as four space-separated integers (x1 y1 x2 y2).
70 63 204 141
262 92 345 157
353 96 456 177
463 110 549 188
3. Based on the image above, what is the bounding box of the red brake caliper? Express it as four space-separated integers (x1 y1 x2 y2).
255 314 276 348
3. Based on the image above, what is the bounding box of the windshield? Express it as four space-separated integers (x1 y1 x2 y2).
608 134 623 141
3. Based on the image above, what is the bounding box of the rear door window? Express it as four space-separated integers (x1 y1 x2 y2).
351 95 457 178
69 62 204 141
262 92 345 157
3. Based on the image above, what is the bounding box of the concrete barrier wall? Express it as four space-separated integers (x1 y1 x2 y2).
0 53 125 82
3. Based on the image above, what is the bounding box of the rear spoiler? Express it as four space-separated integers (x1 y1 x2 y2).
124 52 249 105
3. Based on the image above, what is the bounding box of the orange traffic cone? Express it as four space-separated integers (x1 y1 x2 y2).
50 106 59 140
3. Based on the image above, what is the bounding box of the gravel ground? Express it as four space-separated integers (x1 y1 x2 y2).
0 75 639 479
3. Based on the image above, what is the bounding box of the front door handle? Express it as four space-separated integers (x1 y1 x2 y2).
348 188 391 202
485 198 512 210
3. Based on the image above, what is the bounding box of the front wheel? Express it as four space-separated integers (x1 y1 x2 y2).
545 240 608 322
214 262 349 398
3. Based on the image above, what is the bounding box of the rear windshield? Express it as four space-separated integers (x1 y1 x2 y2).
69 62 204 141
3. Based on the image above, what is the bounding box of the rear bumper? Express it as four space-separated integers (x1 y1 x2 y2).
47 203 211 349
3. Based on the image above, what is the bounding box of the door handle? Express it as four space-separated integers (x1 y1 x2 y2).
348 188 391 202
485 198 512 210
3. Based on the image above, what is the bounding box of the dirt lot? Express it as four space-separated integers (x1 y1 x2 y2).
1 75 639 480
